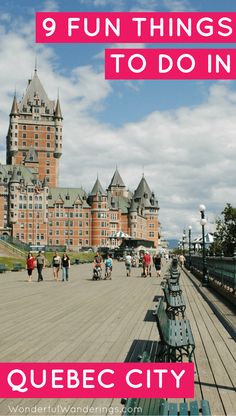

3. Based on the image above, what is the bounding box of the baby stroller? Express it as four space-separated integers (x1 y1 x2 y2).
93 265 102 280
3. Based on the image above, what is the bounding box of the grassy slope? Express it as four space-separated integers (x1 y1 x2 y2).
0 252 95 271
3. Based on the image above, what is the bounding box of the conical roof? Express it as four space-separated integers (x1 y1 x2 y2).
10 167 19 183
10 95 19 115
24 146 38 163
90 178 106 196
134 176 152 199
54 98 63 119
18 70 54 114
108 168 125 188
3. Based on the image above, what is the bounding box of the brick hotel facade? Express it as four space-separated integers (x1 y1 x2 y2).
0 70 159 249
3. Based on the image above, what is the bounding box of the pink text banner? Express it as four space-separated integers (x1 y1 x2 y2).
0 362 194 398
105 49 236 80
36 12 236 44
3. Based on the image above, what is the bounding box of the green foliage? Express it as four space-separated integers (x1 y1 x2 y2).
211 203 236 256
0 252 95 270
0 257 25 271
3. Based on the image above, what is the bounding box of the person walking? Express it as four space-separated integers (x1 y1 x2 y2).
179 254 185 269
26 252 35 282
153 253 162 278
143 251 151 277
125 252 132 276
61 252 70 281
104 254 113 279
36 250 46 282
52 251 61 281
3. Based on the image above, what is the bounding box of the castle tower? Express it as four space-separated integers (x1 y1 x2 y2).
6 69 63 187
8 167 19 227
89 178 109 247
108 167 128 198
6 95 19 165
132 175 159 247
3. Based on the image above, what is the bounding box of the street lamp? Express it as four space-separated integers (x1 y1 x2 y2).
199 204 208 286
188 225 192 270
182 229 186 254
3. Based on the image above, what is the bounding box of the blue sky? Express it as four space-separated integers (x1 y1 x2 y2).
0 0 236 240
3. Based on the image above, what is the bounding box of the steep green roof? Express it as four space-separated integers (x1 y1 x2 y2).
18 70 55 114
90 178 106 196
48 187 89 208
108 168 125 188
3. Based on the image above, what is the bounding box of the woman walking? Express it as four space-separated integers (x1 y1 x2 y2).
52 251 61 281
26 252 35 282
61 252 70 281
153 253 162 278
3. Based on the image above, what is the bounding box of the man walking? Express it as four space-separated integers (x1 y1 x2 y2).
36 251 46 282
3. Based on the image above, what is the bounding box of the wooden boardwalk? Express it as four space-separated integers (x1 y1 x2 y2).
0 261 235 416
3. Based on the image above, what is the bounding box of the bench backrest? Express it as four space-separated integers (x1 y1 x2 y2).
155 298 169 342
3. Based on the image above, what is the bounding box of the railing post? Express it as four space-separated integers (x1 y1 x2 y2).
233 250 236 294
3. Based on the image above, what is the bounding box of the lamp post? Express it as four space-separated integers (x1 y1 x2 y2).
199 204 208 286
188 225 192 270
182 229 186 254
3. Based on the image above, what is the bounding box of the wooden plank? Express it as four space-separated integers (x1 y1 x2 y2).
183 272 234 416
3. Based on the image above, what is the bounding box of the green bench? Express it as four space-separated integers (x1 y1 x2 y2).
0 264 7 273
162 286 186 319
122 397 211 415
154 298 195 362
162 280 182 297
12 263 24 272
122 352 211 416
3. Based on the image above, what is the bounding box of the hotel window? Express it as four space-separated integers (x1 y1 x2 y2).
35 134 38 139
22 134 26 138
23 126 26 130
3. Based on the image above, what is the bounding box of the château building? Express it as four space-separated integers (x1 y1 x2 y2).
0 70 160 249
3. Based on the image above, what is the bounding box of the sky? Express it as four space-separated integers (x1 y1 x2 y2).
0 0 236 240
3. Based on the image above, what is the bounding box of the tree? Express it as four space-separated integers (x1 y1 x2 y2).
210 203 236 256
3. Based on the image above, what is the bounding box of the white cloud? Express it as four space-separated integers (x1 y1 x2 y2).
162 0 193 11
42 0 59 12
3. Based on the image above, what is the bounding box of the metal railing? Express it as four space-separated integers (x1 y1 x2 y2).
186 255 236 293
0 235 30 252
